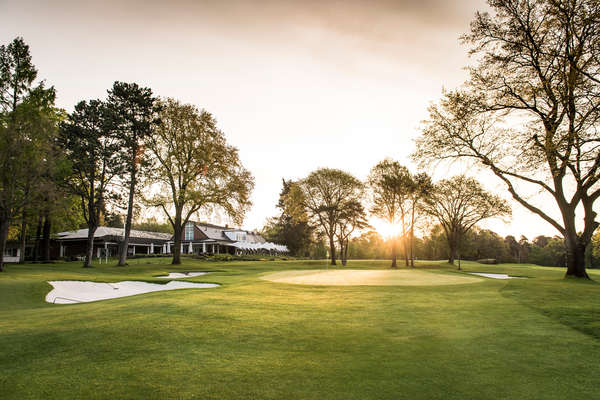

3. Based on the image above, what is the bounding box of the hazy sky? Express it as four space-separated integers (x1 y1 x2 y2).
1 0 563 239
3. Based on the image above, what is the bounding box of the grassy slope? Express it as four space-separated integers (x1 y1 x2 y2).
1 258 599 399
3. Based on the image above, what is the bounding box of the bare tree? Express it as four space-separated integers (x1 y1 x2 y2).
407 173 433 267
335 199 369 266
422 175 511 269
415 0 600 278
367 159 413 268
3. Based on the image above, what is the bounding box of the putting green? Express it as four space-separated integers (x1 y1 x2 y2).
261 269 482 286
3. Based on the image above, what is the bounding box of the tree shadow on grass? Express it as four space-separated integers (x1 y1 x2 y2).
500 278 600 340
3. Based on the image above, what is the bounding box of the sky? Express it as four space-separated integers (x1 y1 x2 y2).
0 0 564 239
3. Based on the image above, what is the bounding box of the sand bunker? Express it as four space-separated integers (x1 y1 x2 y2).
46 280 219 304
469 273 526 279
261 269 482 286
156 272 208 279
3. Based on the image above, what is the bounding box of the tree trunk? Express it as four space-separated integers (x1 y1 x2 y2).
585 242 592 270
42 214 51 263
338 239 345 266
84 225 97 267
18 210 26 263
340 239 348 266
391 238 397 269
118 154 138 266
403 236 409 267
565 238 589 278
0 218 9 272
344 239 349 265
329 234 336 266
448 243 456 265
33 214 42 262
410 204 415 267
172 213 182 265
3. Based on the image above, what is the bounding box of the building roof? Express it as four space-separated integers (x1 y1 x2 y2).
194 222 265 243
57 227 172 242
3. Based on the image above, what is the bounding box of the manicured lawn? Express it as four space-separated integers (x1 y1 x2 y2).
1 258 599 399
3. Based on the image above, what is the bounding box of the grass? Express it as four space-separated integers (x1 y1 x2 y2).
260 268 483 285
1 258 600 399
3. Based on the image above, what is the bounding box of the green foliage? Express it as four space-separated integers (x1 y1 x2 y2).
0 37 61 269
347 230 388 259
367 159 432 267
367 159 413 225
106 81 161 265
0 37 38 114
133 217 173 234
262 179 314 257
529 237 567 267
299 168 364 265
59 100 125 227
144 98 254 264
423 175 511 266
59 99 126 267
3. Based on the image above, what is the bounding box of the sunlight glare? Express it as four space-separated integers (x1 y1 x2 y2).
371 218 402 239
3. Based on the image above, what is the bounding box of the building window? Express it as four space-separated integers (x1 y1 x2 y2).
185 222 194 241
3 248 17 257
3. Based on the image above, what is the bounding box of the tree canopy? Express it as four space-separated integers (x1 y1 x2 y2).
367 159 414 268
0 37 59 271
298 168 364 266
144 98 254 264
106 81 160 266
422 175 511 268
415 0 600 278
59 99 124 267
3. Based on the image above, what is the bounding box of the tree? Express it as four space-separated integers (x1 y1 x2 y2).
422 175 511 269
335 199 368 266
348 230 387 260
530 236 567 267
59 100 124 267
144 98 253 265
262 179 314 256
415 0 600 278
107 82 160 266
0 37 57 271
461 228 512 262
298 168 363 266
0 37 38 115
13 97 66 264
367 159 414 268
133 218 174 234
407 172 433 267
505 235 520 263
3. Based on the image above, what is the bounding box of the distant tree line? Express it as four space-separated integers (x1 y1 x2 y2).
262 164 512 269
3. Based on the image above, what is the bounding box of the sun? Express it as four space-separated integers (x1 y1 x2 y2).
369 218 403 239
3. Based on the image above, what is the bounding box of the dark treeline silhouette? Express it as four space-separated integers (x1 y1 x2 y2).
285 227 591 269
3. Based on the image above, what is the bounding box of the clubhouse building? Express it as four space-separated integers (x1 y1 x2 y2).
50 221 287 260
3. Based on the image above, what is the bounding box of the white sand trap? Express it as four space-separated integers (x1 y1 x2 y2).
261 269 482 286
46 280 219 304
156 272 208 279
469 273 526 279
